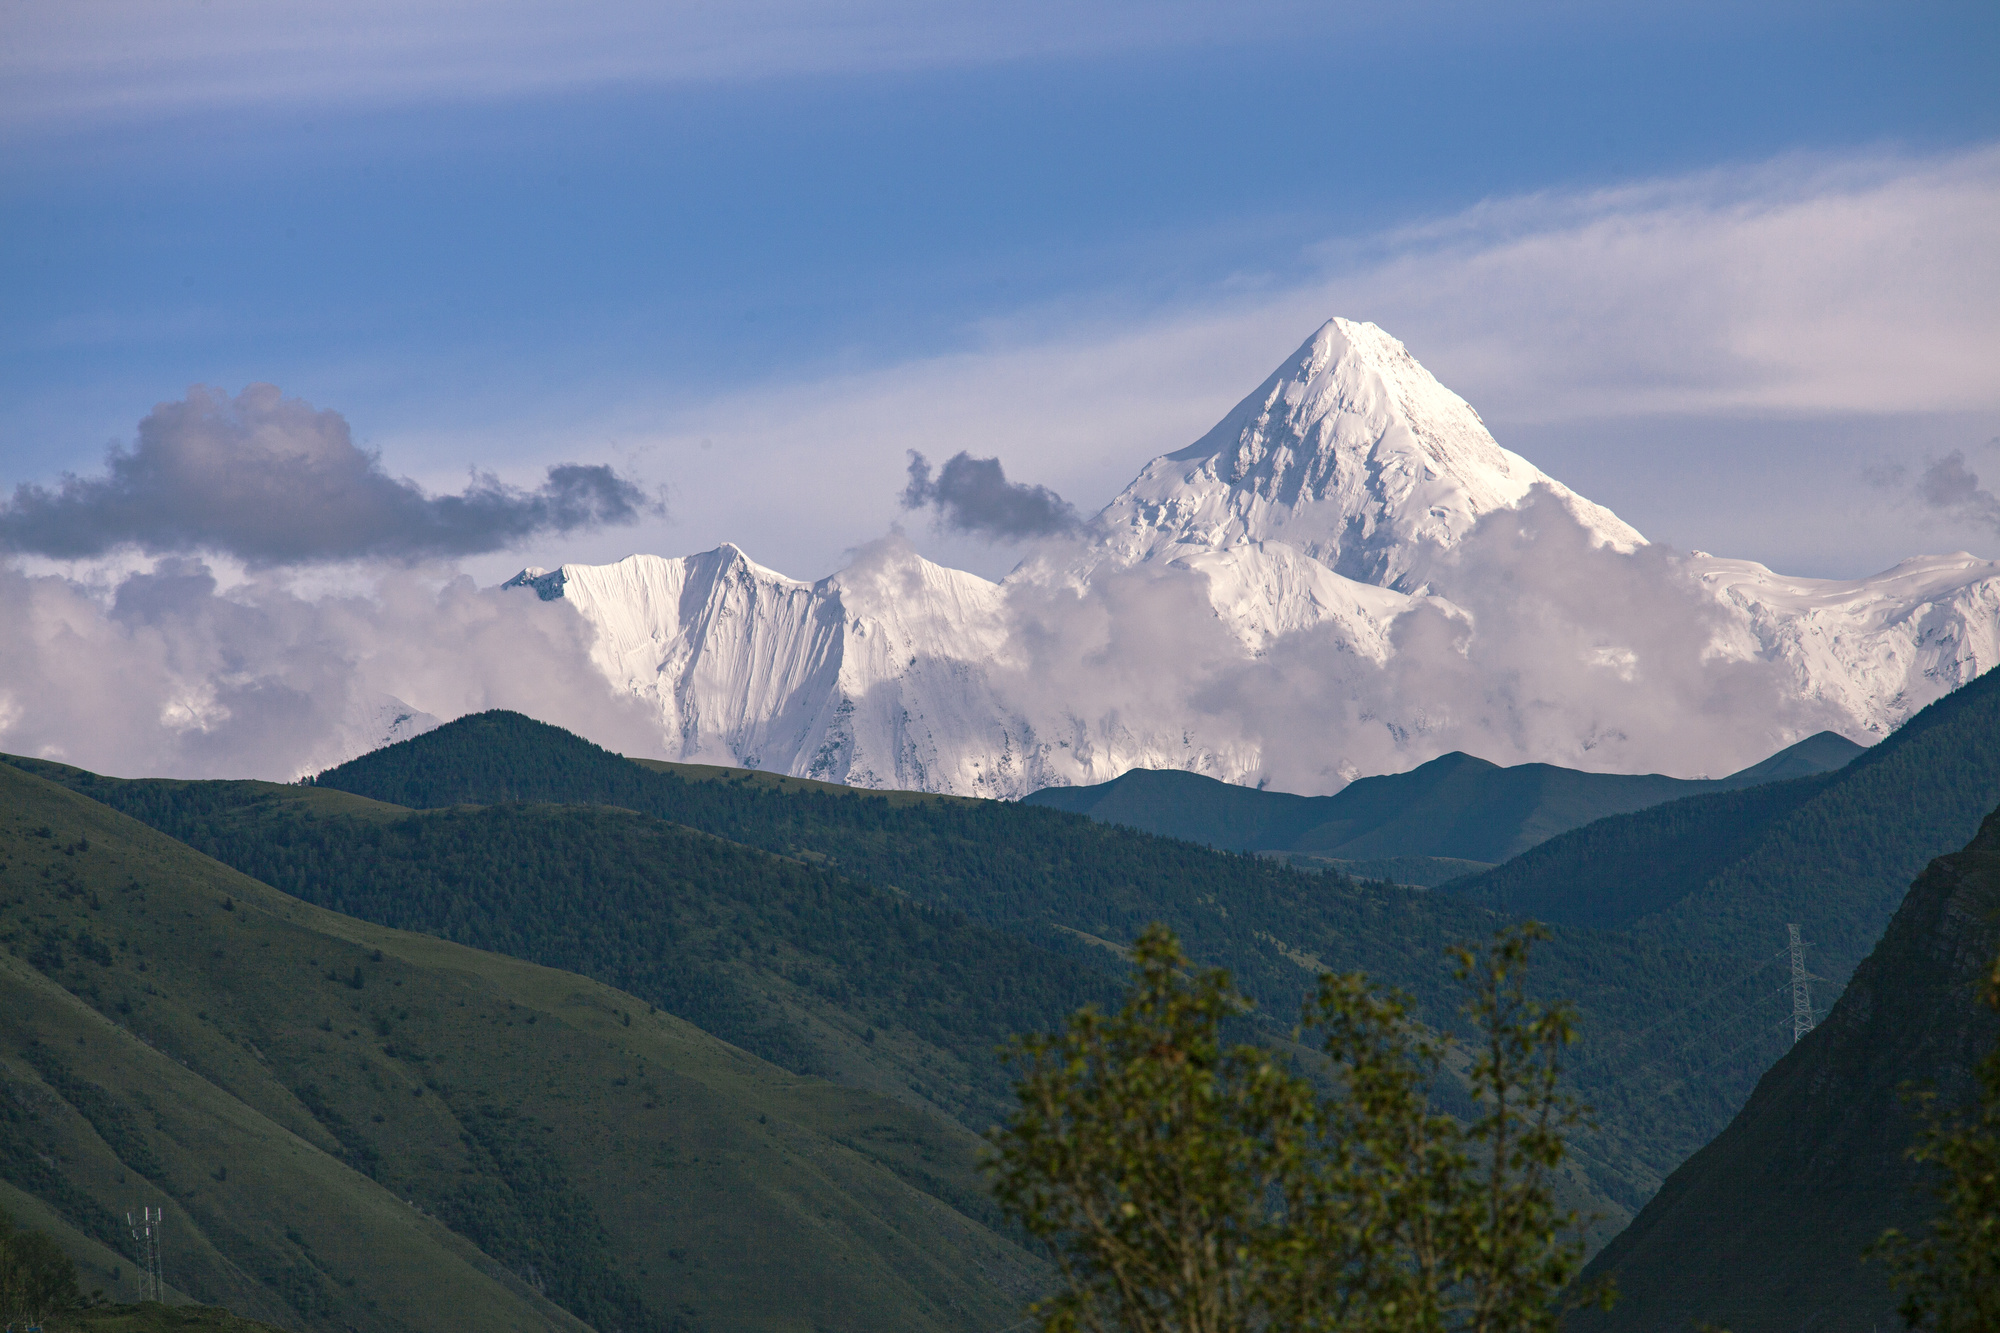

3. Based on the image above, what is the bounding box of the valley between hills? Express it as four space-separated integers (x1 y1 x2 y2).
5 660 2000 1330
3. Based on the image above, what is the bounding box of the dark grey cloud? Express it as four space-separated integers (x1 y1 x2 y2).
0 383 661 565
1918 449 2000 530
901 450 1078 540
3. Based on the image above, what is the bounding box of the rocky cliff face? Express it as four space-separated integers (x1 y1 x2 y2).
1579 804 2000 1332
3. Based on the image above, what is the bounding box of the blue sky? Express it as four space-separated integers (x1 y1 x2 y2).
5 0 1999 584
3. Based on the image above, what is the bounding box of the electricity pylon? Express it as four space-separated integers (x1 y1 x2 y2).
126 1206 164 1302
1787 923 1817 1043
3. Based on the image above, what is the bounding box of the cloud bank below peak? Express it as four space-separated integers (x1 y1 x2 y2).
0 557 664 780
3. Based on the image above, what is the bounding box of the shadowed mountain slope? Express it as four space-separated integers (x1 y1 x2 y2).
1579 803 2000 1332
1445 664 2000 994
1020 731 1862 870
298 711 1511 1033
0 761 1048 1333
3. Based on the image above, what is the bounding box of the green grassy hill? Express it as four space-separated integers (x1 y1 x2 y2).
17 750 1652 1239
6 764 1116 1136
1576 803 2000 1332
0 761 1048 1333
48 1299 290 1332
253 713 1853 1216
1019 732 1862 866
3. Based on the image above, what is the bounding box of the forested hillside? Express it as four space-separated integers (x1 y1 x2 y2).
76 739 1473 1036
1447 663 2000 994
0 762 1047 1333
1577 802 2000 1331
89 712 1860 1215
21 672 1996 1305
4 767 1115 1133
1443 775 1834 930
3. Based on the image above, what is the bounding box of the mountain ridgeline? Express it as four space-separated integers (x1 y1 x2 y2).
278 688 1994 1197
501 319 2000 800
9 764 1115 1133
306 671 2000 1182
1020 730 1863 882
18 716 1773 1223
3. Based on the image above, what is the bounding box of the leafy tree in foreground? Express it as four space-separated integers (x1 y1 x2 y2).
1873 949 2000 1332
986 922 1613 1333
0 1206 82 1332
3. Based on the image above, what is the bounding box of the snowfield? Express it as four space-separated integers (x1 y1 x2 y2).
507 319 2000 796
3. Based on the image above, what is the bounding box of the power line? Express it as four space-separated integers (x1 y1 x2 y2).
1655 1013 1796 1099
1569 950 1784 1077
1610 985 1789 1088
1568 927 1825 1100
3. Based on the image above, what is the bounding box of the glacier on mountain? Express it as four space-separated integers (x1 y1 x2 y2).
1095 317 1642 584
505 318 2000 797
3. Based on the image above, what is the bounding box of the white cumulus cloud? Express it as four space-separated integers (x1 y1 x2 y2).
0 559 662 780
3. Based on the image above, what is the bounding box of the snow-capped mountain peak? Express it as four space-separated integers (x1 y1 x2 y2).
1094 318 1643 588
498 318 2000 797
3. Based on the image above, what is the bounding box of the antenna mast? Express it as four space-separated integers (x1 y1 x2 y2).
126 1206 164 1302
1787 923 1817 1043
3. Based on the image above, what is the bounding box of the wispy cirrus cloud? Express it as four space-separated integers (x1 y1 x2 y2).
1335 144 2000 420
2 0 1433 126
561 142 2000 582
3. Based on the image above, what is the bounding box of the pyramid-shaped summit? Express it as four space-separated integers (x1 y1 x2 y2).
499 317 2000 798
1094 318 1644 589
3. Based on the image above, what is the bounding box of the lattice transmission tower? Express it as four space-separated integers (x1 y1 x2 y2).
1786 923 1818 1043
126 1206 164 1302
